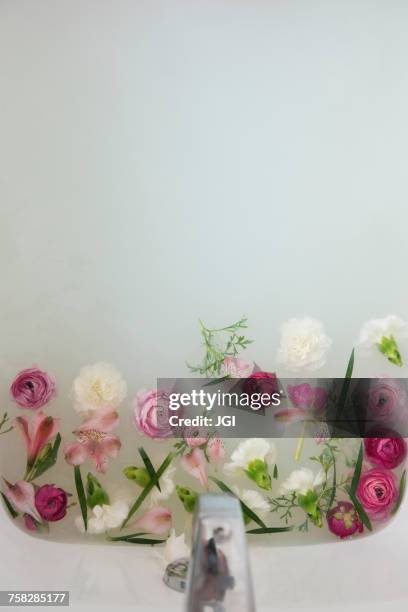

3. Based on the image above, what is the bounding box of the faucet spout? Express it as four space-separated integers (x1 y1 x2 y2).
184 493 256 612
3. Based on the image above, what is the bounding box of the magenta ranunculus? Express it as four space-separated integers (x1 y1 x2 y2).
356 468 398 520
133 389 173 439
242 371 279 405
327 501 363 539
34 485 68 522
364 431 407 469
10 368 56 410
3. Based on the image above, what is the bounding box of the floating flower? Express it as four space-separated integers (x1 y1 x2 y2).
242 371 279 406
183 426 208 448
154 529 190 569
133 389 172 440
207 437 225 462
279 467 324 496
356 468 398 520
72 363 127 414
176 485 198 513
123 466 151 487
276 318 332 371
149 466 176 507
13 411 60 467
364 432 407 469
133 506 172 535
275 383 328 423
231 486 269 523
357 315 408 367
223 438 276 490
220 357 253 378
327 501 363 539
24 514 39 532
64 407 121 473
34 484 68 522
353 378 407 424
10 367 56 410
2 479 41 522
75 498 130 534
180 448 208 488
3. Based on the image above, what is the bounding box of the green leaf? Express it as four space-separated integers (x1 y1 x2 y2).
350 443 364 495
273 464 278 480
108 535 165 545
28 433 62 481
139 447 161 491
345 485 372 531
327 444 337 509
74 466 87 531
209 477 266 528
336 348 354 421
0 492 18 519
392 469 406 515
203 376 231 387
246 525 294 534
122 452 174 528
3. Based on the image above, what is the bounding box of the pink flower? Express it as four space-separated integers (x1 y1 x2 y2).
356 468 398 520
327 501 363 539
354 379 406 424
242 371 279 406
183 426 208 448
2 479 41 522
24 514 38 531
10 367 56 410
35 485 68 522
220 357 253 378
207 437 225 462
13 411 60 467
64 407 121 473
364 431 407 469
275 383 328 423
133 506 172 534
133 390 172 440
180 448 208 488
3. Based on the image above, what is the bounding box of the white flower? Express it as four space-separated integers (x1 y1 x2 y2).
277 318 332 371
357 315 408 349
153 529 190 569
72 362 127 413
75 499 129 535
279 467 324 496
149 466 176 507
232 486 269 516
224 438 276 475
220 356 253 378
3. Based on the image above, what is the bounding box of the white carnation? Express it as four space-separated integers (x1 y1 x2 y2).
279 467 324 496
224 438 276 475
232 486 269 516
75 499 129 535
153 529 190 569
149 466 176 507
277 318 332 371
72 362 127 413
357 315 408 348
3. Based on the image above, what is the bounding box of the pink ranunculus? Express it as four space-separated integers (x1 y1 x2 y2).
13 411 60 467
356 468 399 520
133 389 173 440
327 501 363 539
133 506 172 535
35 485 68 522
355 379 407 424
364 431 407 469
220 356 253 378
10 367 56 410
2 479 41 522
180 448 208 488
183 426 208 448
242 371 279 406
64 407 121 473
207 437 225 462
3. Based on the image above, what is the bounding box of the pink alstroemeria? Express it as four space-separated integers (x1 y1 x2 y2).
2 479 41 522
274 384 328 424
133 506 172 534
13 411 60 467
207 437 225 462
64 407 121 473
180 448 208 488
183 426 208 448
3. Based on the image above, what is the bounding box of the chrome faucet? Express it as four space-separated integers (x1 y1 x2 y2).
164 494 256 612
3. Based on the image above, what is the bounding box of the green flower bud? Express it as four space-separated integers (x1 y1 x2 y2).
86 473 110 508
246 459 272 491
123 466 151 487
176 485 197 513
377 335 403 367
297 490 322 528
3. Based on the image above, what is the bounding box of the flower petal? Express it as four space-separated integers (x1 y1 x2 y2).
134 506 172 534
